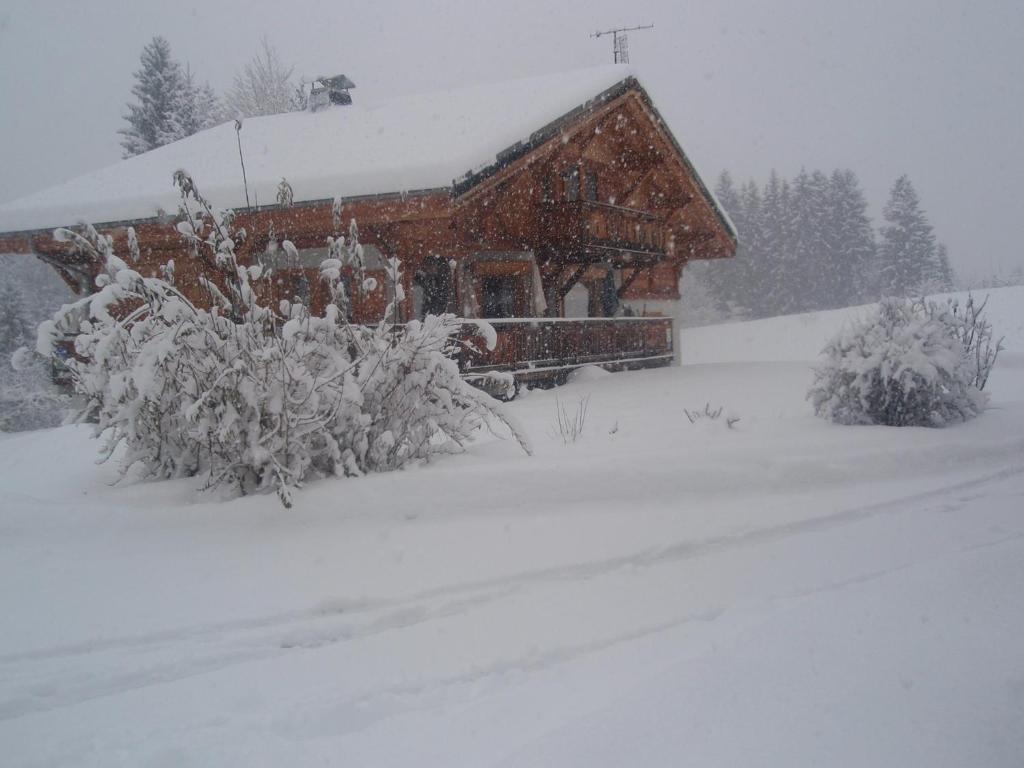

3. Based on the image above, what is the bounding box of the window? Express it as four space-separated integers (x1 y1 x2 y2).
413 255 453 319
541 174 553 203
481 275 521 318
565 167 580 202
294 273 311 306
584 170 598 202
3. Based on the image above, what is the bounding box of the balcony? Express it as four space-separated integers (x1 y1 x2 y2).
458 316 674 385
541 200 668 261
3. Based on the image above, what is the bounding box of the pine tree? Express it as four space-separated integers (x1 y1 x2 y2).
826 169 877 306
119 37 187 157
736 179 766 315
784 169 830 312
929 243 956 293
223 38 299 119
758 171 793 316
162 67 221 143
704 172 751 318
878 175 937 297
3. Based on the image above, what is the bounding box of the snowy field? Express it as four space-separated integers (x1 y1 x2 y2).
2 286 1023 766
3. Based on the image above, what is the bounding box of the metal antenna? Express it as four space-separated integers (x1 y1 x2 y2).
591 24 653 64
234 119 251 213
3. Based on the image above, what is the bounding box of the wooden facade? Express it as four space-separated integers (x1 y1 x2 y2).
0 77 735 383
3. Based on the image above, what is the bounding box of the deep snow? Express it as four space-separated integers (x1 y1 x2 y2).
1 287 1022 766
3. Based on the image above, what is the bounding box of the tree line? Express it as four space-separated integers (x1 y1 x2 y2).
694 169 955 320
119 36 305 158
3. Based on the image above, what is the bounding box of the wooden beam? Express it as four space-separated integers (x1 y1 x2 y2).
617 266 650 298
557 263 589 300
34 249 94 294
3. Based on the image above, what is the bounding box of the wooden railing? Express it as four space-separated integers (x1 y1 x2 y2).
458 316 674 383
542 201 668 256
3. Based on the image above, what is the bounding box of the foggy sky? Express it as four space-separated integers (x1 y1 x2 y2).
0 0 1021 280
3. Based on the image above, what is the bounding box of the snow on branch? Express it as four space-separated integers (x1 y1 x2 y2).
808 296 1000 427
38 172 531 507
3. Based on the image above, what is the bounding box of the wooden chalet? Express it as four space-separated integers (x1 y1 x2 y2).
0 66 736 385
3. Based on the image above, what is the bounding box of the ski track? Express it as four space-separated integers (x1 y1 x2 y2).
2 459 1021 724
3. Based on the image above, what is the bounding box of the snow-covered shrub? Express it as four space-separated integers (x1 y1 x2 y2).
38 172 530 506
924 294 1003 390
808 297 997 427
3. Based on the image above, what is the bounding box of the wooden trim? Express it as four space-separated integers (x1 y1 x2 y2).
557 263 589 299
617 266 650 298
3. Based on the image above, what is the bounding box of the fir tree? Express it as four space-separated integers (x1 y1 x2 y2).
704 172 747 317
163 67 221 142
784 169 830 313
878 175 937 297
764 174 797 316
929 243 956 293
119 37 186 157
736 179 766 315
826 169 877 305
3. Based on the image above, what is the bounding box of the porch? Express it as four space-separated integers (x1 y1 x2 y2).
458 316 674 385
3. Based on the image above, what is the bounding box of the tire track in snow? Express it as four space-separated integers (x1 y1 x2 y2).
1 461 1021 722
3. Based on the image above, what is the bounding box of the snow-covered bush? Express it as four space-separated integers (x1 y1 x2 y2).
808 297 1000 427
926 294 1003 390
38 172 530 506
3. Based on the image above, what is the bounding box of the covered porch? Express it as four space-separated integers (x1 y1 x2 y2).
457 315 674 387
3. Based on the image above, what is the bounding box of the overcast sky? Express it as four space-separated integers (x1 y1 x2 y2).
1 0 1021 280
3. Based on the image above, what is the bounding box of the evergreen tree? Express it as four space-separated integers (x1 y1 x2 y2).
713 170 741 216
758 170 789 315
826 169 876 305
163 67 221 142
223 38 299 119
704 172 749 318
736 179 766 315
119 37 186 157
931 243 956 293
784 169 830 312
878 175 937 297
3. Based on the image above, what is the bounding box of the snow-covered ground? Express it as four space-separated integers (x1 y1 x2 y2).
2 287 1023 767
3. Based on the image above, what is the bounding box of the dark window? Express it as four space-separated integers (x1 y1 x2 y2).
481 275 520 318
541 175 553 203
413 255 453 319
584 170 598 202
294 274 311 306
599 269 619 317
565 167 580 202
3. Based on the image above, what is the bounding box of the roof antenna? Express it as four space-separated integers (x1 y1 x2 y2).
591 24 653 64
234 118 252 213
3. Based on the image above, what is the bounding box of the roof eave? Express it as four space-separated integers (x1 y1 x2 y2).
0 186 450 242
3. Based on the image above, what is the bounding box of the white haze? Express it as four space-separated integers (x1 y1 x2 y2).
0 0 1021 281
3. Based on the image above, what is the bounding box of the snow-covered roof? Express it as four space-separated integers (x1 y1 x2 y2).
0 66 639 234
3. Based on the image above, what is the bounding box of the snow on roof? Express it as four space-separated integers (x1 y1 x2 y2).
0 65 636 234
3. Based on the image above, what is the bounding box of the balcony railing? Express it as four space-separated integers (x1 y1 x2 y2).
542 200 668 257
458 316 673 383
